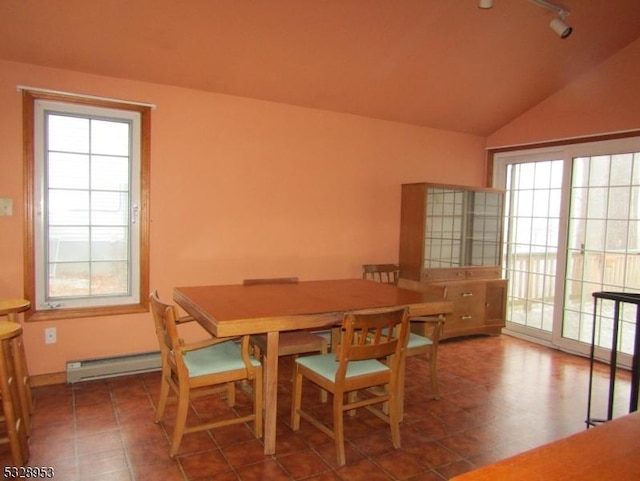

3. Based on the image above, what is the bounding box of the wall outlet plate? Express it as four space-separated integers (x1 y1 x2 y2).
0 198 13 216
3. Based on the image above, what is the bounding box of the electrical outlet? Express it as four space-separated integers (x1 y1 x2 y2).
0 198 13 216
45 327 57 344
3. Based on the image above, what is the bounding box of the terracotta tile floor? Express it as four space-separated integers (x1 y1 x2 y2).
3 334 633 480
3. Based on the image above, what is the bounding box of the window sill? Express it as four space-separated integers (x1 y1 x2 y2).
25 302 148 322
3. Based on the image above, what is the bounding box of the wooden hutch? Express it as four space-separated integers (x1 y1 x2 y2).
399 182 507 340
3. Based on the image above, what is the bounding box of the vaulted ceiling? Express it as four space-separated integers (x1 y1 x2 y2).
1 0 639 135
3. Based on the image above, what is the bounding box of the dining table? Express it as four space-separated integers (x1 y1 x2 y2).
173 278 453 454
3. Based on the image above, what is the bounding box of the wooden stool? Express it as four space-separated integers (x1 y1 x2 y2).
0 299 30 322
0 299 34 436
0 321 29 466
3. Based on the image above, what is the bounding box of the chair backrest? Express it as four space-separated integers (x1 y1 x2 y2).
397 278 447 298
243 277 299 286
362 264 400 285
397 278 446 341
150 292 181 354
336 307 409 381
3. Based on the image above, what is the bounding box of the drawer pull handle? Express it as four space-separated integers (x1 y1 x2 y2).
461 315 472 320
461 292 474 297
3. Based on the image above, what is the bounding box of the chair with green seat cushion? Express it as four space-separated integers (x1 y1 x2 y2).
397 278 446 401
290 306 410 466
150 292 263 457
245 277 328 402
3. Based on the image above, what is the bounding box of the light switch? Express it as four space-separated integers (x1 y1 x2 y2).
0 198 13 216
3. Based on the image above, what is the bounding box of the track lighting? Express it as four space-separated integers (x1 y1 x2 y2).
530 0 573 38
549 16 572 38
478 0 573 39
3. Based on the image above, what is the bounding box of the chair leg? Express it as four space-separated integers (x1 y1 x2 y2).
225 381 236 407
429 350 440 399
253 367 263 439
154 367 171 423
169 384 190 457
397 355 407 421
319 343 328 403
388 389 402 449
334 394 346 466
347 391 357 417
290 366 302 430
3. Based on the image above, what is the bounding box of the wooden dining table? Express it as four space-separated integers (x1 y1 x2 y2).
173 278 453 454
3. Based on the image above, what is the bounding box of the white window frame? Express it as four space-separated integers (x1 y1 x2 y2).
23 90 150 320
492 135 640 367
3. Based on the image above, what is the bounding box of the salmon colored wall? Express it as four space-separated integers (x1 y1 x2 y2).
487 38 640 147
0 60 486 376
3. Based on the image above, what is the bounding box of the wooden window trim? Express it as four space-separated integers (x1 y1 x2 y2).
22 89 150 321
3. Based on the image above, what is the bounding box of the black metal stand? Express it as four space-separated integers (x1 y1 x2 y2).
586 291 640 428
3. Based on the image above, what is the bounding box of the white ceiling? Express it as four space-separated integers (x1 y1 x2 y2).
1 0 639 135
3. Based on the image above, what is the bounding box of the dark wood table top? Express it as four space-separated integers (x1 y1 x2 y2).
174 278 452 337
451 411 640 480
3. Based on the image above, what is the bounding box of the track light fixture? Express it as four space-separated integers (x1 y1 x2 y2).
478 0 573 39
549 15 572 38
531 0 573 38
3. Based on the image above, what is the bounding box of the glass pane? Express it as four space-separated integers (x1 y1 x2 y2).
91 227 128 261
49 227 89 262
91 119 130 156
48 262 90 297
48 190 90 225
589 155 611 186
587 187 608 219
610 153 633 186
47 114 89 153
608 187 630 220
91 155 129 191
48 153 89 189
91 261 129 295
91 191 129 226
605 220 629 252
584 219 606 251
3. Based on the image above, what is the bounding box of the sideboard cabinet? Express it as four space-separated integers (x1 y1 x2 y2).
399 183 507 339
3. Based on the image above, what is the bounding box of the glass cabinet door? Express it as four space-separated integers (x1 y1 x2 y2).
468 191 503 266
424 186 503 268
425 187 464 268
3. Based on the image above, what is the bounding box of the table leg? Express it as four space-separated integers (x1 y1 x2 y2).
263 331 279 454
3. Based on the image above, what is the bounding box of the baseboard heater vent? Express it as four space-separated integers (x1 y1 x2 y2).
66 351 161 383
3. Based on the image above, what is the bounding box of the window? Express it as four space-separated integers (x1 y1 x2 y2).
493 136 640 367
23 90 150 320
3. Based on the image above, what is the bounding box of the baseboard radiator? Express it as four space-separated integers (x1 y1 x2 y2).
66 351 161 383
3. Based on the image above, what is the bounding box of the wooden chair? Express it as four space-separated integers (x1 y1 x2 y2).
291 306 410 466
362 263 400 285
246 278 328 394
150 292 263 457
397 278 447 401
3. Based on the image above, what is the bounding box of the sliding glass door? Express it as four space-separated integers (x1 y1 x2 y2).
494 137 640 365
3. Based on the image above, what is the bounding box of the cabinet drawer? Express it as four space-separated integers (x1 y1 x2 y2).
422 268 467 282
423 267 501 282
465 267 502 280
446 283 486 326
